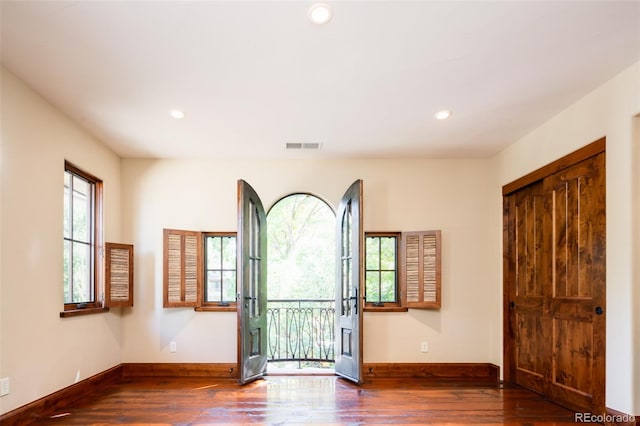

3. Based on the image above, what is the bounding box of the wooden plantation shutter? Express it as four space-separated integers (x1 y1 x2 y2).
402 230 441 309
163 229 202 308
105 243 134 307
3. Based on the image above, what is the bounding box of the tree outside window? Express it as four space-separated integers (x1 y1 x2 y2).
63 162 102 308
204 233 237 306
365 233 400 306
267 194 335 300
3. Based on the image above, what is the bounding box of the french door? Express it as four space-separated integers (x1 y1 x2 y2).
237 180 268 384
237 179 364 385
334 180 364 384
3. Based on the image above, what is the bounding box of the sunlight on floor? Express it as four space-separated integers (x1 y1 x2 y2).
267 363 335 376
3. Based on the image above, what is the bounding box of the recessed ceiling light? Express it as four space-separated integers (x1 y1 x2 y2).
308 3 333 25
434 110 452 120
169 109 185 120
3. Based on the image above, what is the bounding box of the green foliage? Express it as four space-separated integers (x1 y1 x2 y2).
205 236 236 303
267 194 335 300
365 236 397 303
63 172 93 304
266 196 398 303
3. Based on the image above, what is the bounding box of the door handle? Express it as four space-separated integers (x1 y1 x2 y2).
345 290 359 314
595 306 604 315
353 288 358 315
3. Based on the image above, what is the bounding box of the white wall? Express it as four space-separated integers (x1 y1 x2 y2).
0 67 123 414
120 158 502 366
633 115 640 414
495 61 640 415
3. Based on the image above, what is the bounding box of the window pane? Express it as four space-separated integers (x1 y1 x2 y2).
64 165 100 308
207 237 222 270
222 237 236 269
365 237 379 269
72 242 92 303
250 202 258 256
365 233 399 306
64 172 71 239
365 271 380 303
380 237 396 270
206 271 222 302
222 270 236 302
204 235 237 305
72 176 90 243
250 259 259 317
342 260 350 298
380 271 396 302
63 240 72 303
342 259 351 315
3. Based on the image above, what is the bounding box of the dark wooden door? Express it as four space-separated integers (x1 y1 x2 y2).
507 179 551 396
505 147 605 413
335 180 364 384
237 180 268 385
545 153 606 411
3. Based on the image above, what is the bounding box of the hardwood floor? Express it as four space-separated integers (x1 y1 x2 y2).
26 376 577 425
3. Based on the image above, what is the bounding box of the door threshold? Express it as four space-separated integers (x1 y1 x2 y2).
266 365 336 376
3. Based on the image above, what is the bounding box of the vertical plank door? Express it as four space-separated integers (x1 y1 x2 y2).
505 145 605 414
545 153 606 412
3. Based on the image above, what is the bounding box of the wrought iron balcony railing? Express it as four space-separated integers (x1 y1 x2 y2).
267 299 335 367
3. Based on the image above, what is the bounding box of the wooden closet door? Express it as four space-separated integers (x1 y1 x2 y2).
545 153 606 412
508 180 552 396
504 145 605 414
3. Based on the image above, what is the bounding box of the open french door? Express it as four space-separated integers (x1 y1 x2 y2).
237 180 268 385
335 179 364 384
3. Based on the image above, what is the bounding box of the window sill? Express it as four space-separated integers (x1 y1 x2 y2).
194 306 237 312
364 306 408 313
60 307 110 318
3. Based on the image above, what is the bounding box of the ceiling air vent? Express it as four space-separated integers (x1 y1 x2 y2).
285 142 322 150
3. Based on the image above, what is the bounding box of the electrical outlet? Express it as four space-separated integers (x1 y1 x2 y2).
170 341 177 353
420 341 429 353
0 377 9 396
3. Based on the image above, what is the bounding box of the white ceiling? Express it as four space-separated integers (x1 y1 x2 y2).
1 1 639 159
